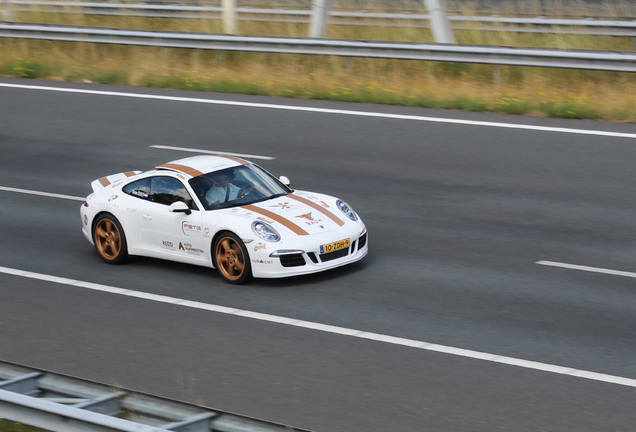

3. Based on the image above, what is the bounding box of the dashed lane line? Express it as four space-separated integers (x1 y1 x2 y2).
3 83 636 139
0 186 84 201
1 264 636 389
536 260 636 278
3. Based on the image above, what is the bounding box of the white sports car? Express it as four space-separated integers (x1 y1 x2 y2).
80 155 368 284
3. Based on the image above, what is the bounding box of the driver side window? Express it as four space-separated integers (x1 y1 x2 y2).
149 176 197 210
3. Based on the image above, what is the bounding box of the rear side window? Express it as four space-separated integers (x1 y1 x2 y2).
122 178 150 200
124 176 197 210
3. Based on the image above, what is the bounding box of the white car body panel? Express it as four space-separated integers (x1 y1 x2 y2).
80 155 368 280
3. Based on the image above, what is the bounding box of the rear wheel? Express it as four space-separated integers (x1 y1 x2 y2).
93 214 128 264
214 232 252 284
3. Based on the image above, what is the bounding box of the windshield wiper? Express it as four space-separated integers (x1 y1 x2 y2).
251 192 290 204
268 192 290 200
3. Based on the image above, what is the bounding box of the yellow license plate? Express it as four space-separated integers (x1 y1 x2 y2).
320 238 350 254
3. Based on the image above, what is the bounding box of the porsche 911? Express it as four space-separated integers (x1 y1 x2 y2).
80 155 368 284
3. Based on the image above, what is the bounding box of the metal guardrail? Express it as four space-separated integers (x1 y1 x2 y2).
0 360 312 432
7 1 636 37
1 22 636 72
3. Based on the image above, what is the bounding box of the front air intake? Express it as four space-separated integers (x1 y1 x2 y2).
280 253 306 267
319 248 350 262
358 231 368 249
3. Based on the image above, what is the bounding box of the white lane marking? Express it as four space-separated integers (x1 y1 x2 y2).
0 186 85 201
536 260 636 278
1 265 636 389
150 145 275 160
2 83 636 139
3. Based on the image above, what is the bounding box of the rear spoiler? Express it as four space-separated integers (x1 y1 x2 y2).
91 171 141 193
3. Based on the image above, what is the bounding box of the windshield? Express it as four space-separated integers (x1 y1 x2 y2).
189 164 292 210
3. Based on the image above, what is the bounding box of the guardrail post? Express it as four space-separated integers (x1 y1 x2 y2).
222 0 237 35
424 0 455 44
493 65 501 84
308 0 332 38
1 0 15 21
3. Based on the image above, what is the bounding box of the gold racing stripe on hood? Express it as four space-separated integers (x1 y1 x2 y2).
242 204 309 236
289 194 345 227
156 163 205 177
124 171 137 177
98 177 111 187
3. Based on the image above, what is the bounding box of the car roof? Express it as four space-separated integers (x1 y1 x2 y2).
155 155 250 178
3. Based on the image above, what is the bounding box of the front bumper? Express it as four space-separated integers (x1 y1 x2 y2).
249 229 368 278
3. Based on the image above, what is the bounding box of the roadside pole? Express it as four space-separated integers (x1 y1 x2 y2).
2 0 15 21
424 0 455 43
308 0 332 38
222 0 236 35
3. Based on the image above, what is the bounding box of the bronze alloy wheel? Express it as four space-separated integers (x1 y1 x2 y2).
94 214 128 264
214 232 252 284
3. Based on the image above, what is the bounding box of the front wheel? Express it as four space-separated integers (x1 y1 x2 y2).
93 214 128 264
213 232 252 284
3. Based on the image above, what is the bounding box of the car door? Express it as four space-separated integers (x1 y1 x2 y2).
139 175 206 262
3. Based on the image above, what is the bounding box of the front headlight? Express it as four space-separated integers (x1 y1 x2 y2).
251 221 281 242
337 200 358 221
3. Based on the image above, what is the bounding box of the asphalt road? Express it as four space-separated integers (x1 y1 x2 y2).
2 77 636 431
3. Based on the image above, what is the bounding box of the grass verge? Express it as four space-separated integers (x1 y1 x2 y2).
1 49 630 121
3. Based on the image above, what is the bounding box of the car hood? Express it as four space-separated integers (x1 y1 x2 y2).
219 191 347 236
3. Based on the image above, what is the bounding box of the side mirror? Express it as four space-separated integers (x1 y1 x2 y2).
279 176 291 186
169 201 191 215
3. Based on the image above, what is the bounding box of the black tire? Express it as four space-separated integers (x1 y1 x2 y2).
213 231 252 284
93 214 128 264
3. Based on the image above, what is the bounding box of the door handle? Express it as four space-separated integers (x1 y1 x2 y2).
142 214 153 221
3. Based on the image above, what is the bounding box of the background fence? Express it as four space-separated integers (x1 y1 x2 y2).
1 21 636 79
8 0 636 38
